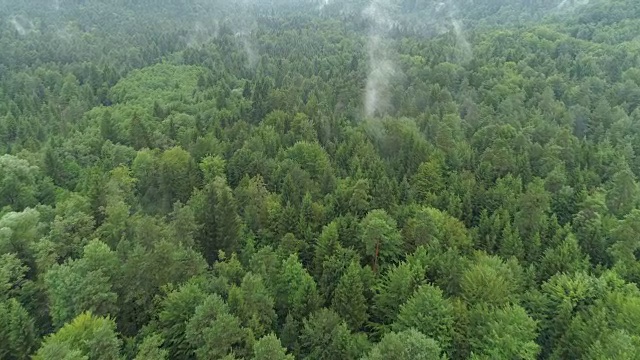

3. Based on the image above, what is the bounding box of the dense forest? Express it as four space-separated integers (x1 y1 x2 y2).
2 0 640 358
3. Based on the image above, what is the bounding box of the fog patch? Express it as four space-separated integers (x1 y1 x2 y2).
9 15 36 36
557 0 590 11
186 20 220 47
363 0 399 118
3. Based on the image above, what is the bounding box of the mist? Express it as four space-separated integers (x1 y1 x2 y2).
451 18 472 61
556 0 590 11
9 15 35 36
233 0 260 69
363 0 399 118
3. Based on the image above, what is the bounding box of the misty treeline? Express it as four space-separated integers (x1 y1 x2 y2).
2 0 640 358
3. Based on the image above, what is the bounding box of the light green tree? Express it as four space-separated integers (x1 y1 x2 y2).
468 305 539 360
135 334 168 360
252 334 294 360
359 209 403 272
362 329 447 360
45 240 119 328
393 284 455 350
0 155 39 211
33 312 122 360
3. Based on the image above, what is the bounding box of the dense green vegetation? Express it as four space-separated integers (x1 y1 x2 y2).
2 0 640 358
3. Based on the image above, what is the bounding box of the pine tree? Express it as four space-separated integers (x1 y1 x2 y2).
99 110 118 143
331 261 368 331
498 221 524 261
194 177 242 264
539 234 589 281
185 294 250 359
606 164 640 218
0 299 37 360
129 113 151 150
228 273 277 338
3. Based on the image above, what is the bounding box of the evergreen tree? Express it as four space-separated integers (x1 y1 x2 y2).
193 177 242 263
299 308 367 360
331 261 368 331
0 299 37 360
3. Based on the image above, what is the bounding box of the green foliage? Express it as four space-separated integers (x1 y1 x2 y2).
0 298 38 360
402 206 473 254
393 284 456 350
0 155 39 211
468 305 539 360
0 208 41 260
331 261 368 331
158 147 198 213
185 294 251 359
252 334 294 360
34 312 122 360
275 254 321 321
299 308 367 360
135 334 168 360
155 281 208 359
460 253 523 307
0 253 29 300
192 177 243 263
359 209 403 272
228 272 277 338
585 330 640 360
372 259 424 327
4 0 640 358
363 329 447 360
539 233 590 281
45 240 119 328
606 164 639 218
411 158 445 207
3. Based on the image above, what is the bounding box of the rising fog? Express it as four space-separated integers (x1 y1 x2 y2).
0 0 592 118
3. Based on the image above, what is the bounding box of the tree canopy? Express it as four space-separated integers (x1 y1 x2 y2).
2 0 640 358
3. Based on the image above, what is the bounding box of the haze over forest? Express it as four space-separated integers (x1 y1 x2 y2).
2 0 640 359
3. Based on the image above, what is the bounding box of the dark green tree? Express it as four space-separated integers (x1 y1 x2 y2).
192 177 243 263
299 308 368 360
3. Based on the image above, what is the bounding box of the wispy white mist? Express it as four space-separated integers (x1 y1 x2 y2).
9 15 35 36
363 0 398 118
451 18 472 61
236 31 259 68
447 1 473 62
56 26 73 41
186 20 220 48
232 0 260 69
556 0 590 11
318 0 331 11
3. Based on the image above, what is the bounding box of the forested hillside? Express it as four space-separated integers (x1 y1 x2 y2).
2 0 640 358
